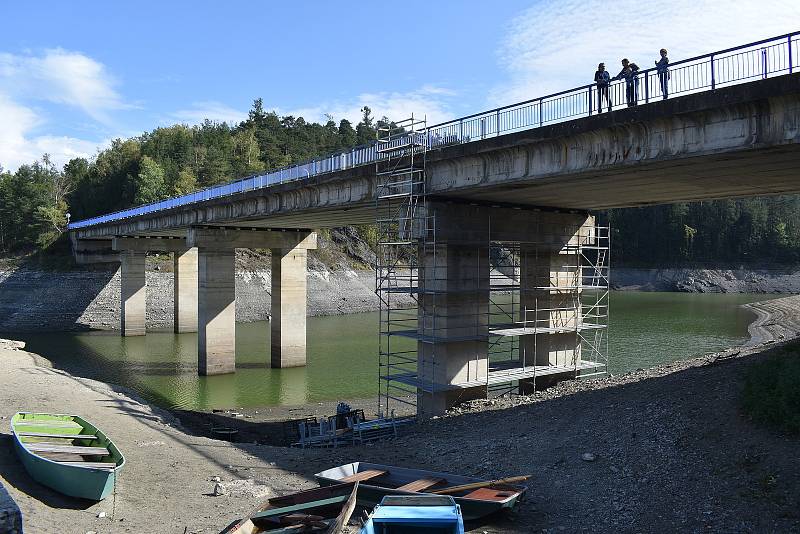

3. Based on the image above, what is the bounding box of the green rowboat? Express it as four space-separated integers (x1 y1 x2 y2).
11 412 125 500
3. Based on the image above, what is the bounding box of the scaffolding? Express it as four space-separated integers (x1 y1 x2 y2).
376 115 430 417
376 118 610 417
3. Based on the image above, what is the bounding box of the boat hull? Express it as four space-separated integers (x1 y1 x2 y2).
11 413 124 501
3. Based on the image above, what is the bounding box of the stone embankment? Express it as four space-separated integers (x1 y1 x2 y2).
613 267 800 293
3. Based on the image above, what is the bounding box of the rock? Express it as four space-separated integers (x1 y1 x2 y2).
581 453 597 462
96 511 107 518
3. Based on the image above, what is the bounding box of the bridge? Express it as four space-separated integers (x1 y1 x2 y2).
69 33 800 416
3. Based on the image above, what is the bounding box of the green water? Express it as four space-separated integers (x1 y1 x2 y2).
14 292 767 411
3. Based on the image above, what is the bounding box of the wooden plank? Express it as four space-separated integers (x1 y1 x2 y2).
56 461 117 470
17 432 96 439
431 475 531 495
15 421 82 428
396 477 445 493
462 487 519 502
340 469 387 483
250 495 349 520
25 443 109 456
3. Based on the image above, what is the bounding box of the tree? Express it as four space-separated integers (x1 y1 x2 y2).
356 106 375 145
134 156 166 204
172 168 198 196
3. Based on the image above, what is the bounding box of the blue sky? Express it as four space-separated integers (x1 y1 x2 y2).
1 0 799 171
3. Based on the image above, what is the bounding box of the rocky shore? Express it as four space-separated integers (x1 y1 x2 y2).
0 295 799 533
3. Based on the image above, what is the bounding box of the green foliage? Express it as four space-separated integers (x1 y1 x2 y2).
741 344 800 435
134 156 166 204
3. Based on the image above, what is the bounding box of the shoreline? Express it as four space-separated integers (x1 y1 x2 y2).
1 295 799 532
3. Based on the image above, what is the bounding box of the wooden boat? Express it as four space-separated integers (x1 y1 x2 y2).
11 412 125 501
315 462 527 521
219 482 359 534
360 495 465 534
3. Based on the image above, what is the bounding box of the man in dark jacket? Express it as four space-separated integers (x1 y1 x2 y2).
656 48 670 99
594 62 611 113
613 58 639 107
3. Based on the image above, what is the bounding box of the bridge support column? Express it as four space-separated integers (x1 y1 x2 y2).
417 204 490 418
174 248 198 333
187 227 317 375
271 247 308 368
519 213 594 393
120 250 146 336
198 248 236 375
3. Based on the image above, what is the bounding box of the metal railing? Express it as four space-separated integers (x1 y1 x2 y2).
69 31 800 230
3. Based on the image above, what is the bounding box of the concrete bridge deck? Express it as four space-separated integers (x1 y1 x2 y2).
72 73 800 240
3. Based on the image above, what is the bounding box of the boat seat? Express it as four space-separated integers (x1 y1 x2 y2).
25 443 109 456
15 420 82 428
17 432 96 439
341 469 387 483
56 461 117 470
396 477 446 492
462 487 518 501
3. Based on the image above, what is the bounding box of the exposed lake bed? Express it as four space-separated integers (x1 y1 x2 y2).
1 295 799 533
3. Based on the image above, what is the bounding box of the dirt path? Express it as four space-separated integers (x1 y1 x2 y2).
1 295 800 533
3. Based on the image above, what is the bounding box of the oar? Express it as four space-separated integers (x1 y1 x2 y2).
431 475 532 495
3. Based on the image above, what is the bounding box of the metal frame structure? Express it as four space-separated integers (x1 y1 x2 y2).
71 31 800 230
375 115 430 416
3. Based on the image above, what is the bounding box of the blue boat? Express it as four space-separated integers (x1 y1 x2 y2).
360 495 465 534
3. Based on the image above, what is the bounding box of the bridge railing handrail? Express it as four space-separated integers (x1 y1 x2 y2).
69 31 799 230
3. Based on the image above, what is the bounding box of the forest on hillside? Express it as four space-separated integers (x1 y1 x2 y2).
1 98 799 266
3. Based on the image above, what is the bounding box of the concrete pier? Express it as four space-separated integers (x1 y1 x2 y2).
416 203 491 417
271 247 308 368
197 248 236 375
174 247 198 333
120 250 146 336
187 227 317 375
519 214 594 391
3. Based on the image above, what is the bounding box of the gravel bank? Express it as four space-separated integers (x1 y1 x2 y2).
1 295 799 533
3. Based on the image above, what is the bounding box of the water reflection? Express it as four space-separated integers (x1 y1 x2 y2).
15 292 770 411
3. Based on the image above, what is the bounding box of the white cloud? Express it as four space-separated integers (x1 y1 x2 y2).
492 0 800 106
276 85 458 126
0 48 127 123
163 85 458 130
0 93 105 172
170 100 249 125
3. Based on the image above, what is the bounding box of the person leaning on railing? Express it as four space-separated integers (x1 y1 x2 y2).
655 48 670 99
594 62 611 113
613 58 639 107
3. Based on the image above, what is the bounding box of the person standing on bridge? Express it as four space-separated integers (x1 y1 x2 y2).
594 63 611 113
613 58 638 107
655 48 670 99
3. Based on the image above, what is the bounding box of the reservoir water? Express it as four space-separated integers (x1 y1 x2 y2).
14 292 767 411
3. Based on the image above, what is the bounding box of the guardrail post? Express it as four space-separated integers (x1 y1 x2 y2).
495 110 500 136
790 35 794 74
762 48 768 79
539 98 543 127
710 54 716 90
459 119 463 142
644 72 649 103
588 86 592 116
